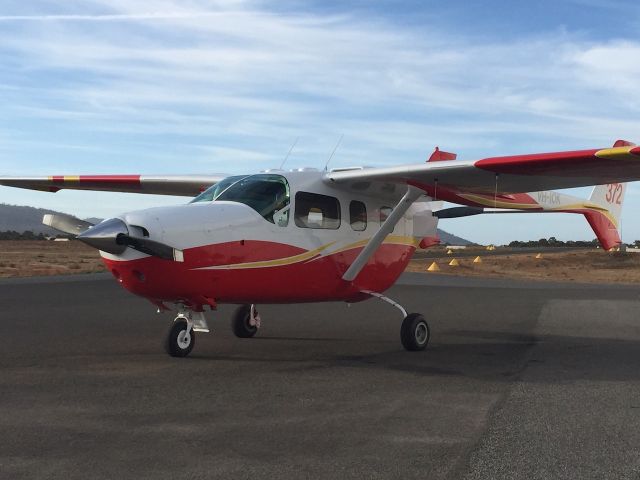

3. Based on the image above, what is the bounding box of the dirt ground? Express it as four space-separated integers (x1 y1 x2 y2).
2 241 640 284
407 247 640 284
0 240 106 278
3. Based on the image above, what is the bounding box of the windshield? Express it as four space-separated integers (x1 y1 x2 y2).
215 174 290 225
190 175 249 203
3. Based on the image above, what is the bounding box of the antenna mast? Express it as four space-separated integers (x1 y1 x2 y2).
324 134 344 171
280 137 299 170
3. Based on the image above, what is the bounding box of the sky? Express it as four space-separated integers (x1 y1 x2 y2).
1 0 640 244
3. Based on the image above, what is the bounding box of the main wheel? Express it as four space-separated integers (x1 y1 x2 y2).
400 313 430 351
231 304 258 338
165 319 195 357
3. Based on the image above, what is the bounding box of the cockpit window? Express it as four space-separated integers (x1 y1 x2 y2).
190 175 249 204
215 174 290 226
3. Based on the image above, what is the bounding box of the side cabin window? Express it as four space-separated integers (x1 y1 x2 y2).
295 192 341 229
380 206 392 223
349 200 367 231
211 174 290 226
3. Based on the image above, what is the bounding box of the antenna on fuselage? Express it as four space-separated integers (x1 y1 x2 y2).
324 134 344 171
280 137 299 170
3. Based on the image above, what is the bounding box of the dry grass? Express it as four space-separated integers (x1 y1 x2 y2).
407 248 640 284
2 241 640 284
0 241 106 278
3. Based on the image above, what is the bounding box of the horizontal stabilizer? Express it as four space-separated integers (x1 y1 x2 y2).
434 207 483 219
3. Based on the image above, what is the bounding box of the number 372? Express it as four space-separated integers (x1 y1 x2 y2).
605 183 623 205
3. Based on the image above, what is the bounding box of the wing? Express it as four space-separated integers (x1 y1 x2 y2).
0 174 227 197
324 145 640 194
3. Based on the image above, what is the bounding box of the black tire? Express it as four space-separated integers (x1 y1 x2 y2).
400 313 430 351
165 319 195 357
231 304 258 338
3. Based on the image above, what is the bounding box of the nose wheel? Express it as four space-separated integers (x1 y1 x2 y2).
165 319 195 357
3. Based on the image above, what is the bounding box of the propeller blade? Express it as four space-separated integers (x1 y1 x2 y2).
433 207 484 219
116 235 184 262
43 213 94 236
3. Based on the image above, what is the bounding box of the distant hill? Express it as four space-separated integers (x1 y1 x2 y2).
0 203 473 244
0 204 66 235
437 230 473 246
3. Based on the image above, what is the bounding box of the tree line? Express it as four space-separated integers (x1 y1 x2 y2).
508 237 599 247
0 231 73 240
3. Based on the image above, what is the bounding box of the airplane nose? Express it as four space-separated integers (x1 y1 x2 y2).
77 217 129 254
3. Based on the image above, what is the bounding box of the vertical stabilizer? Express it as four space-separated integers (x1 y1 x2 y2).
583 183 627 250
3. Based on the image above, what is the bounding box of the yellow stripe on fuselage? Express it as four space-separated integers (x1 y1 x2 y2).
194 242 335 270
192 236 419 271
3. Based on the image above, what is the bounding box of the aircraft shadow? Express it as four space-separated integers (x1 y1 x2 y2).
187 328 640 384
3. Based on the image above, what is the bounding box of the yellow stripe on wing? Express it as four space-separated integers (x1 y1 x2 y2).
595 146 636 159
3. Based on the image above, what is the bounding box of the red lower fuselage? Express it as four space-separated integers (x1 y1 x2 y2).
102 239 416 310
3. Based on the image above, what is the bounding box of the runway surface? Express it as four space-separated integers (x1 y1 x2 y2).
2 272 640 479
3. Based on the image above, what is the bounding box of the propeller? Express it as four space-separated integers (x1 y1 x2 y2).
43 215 184 262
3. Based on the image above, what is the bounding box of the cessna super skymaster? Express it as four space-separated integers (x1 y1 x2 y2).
1 140 638 356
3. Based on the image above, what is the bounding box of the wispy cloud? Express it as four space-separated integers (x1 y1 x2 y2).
1 0 640 242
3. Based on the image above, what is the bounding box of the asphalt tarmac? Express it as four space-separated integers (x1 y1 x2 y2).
2 272 640 479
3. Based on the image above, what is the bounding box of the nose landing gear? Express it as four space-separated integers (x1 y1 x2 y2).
166 318 195 357
165 310 209 358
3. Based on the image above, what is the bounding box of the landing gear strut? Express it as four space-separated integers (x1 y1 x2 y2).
231 304 260 338
363 290 430 351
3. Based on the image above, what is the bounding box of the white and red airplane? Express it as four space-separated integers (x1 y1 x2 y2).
1 140 639 356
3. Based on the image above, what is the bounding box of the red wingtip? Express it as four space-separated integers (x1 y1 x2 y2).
631 146 640 156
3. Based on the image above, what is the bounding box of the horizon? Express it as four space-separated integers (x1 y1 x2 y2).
1 1 640 244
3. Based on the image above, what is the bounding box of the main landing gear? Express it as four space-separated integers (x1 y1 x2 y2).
400 313 430 351
363 291 431 351
231 304 261 338
165 304 262 358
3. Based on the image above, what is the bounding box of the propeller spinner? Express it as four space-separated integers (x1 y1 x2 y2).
43 214 183 261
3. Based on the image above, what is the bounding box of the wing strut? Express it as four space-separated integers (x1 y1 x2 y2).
342 185 424 282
